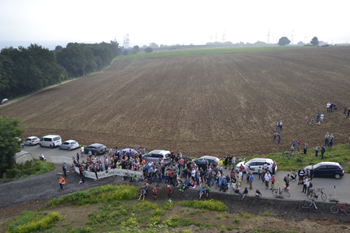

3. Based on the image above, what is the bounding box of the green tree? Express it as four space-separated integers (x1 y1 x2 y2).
310 37 319 46
0 116 24 177
144 47 153 53
131 45 140 54
121 49 128 56
278 37 291 46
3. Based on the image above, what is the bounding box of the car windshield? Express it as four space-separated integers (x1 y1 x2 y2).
313 163 322 169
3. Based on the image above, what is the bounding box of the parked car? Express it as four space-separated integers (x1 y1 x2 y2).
236 158 276 173
119 148 138 154
141 150 171 165
1 98 8 105
24 136 40 146
193 156 220 169
84 143 107 155
39 135 62 148
60 140 79 151
304 162 344 179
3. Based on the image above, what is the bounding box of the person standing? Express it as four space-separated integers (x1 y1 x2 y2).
62 163 67 177
315 145 320 157
273 133 277 143
81 146 84 157
329 134 334 147
321 145 326 160
272 161 277 175
76 153 79 163
270 175 275 190
310 166 314 181
275 121 280 131
305 116 308 124
344 107 348 118
325 132 330 147
264 171 271 189
302 176 308 194
320 113 324 122
277 134 281 144
285 174 290 189
316 112 320 122
228 155 232 170
167 185 172 202
59 177 65 190
279 120 283 131
327 102 331 112
291 139 296 151
153 186 157 200
248 173 254 190
303 142 308 155
297 137 302 152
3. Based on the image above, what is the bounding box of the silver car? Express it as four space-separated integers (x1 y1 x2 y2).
60 140 79 151
141 150 171 165
24 136 40 146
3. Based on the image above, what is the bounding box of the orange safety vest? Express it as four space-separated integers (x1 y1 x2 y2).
59 178 65 185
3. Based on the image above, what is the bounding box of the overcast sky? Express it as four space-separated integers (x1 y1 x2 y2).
0 0 349 50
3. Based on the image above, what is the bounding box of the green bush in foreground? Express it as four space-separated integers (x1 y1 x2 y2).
5 160 55 179
180 200 228 211
7 211 61 233
48 184 139 207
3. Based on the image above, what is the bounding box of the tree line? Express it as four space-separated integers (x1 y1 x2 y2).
0 41 121 99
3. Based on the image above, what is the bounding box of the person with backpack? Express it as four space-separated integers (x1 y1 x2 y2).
284 174 290 189
298 168 305 185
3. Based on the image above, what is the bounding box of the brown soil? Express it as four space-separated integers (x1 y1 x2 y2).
1 47 350 158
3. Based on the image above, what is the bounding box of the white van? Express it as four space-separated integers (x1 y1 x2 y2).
39 135 62 148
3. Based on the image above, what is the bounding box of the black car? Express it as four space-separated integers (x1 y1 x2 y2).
304 162 344 179
193 156 220 170
84 143 107 155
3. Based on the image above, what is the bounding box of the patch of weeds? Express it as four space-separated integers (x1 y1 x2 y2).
227 226 234 231
259 210 272 216
120 209 128 216
151 208 165 217
180 200 228 211
179 218 193 227
216 213 223 219
224 212 230 218
240 212 251 218
254 228 261 233
234 216 240 224
205 223 212 229
147 216 161 227
219 225 226 232
181 229 192 233
163 214 179 228
180 210 185 213
137 216 148 224
163 201 175 210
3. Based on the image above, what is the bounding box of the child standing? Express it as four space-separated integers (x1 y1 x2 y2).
305 116 308 124
167 185 172 202
320 113 324 122
258 167 262 180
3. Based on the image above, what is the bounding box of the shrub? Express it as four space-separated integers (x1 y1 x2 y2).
163 200 175 210
219 225 226 232
234 216 240 224
259 210 272 216
216 213 223 219
151 208 165 217
5 160 55 179
180 200 228 211
7 212 61 233
133 201 157 212
47 184 139 206
163 214 179 228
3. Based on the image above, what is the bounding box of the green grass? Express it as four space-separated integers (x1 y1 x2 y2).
115 46 307 62
258 143 350 172
180 200 228 211
4 160 55 179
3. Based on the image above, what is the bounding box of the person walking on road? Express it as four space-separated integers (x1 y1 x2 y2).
264 171 271 189
272 161 277 175
59 177 65 190
81 147 84 157
321 145 326 160
284 174 290 189
303 142 308 155
62 163 67 177
302 176 309 194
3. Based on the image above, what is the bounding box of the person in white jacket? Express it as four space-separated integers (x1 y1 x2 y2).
264 171 271 189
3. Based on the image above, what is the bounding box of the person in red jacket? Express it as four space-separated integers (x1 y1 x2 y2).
153 186 157 200
167 185 172 202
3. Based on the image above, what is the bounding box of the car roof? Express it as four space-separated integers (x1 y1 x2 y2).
89 143 105 147
198 155 219 160
150 150 170 154
247 158 273 162
27 136 38 139
42 135 61 138
314 162 340 166
64 140 77 143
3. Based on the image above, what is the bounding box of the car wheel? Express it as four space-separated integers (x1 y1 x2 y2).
68 147 71 151
50 145 53 149
335 174 341 179
40 143 42 147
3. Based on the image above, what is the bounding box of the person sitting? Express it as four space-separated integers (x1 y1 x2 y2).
241 187 248 200
220 178 228 192
180 180 190 192
255 189 262 198
199 187 205 199
309 118 314 126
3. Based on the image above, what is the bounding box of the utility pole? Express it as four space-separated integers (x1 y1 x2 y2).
222 30 226 43
215 32 217 42
291 30 294 45
267 29 270 44
304 35 306 44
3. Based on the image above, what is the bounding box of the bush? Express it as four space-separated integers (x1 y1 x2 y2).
151 208 165 217
7 212 61 233
234 216 240 224
163 214 179 228
163 200 175 210
5 160 55 179
48 184 139 206
180 200 228 211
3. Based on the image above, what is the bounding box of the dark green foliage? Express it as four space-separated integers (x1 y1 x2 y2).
0 116 23 177
278 37 291 46
5 160 55 179
310 36 319 46
144 47 153 53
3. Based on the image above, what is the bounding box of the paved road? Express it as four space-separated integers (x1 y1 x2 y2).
23 145 349 203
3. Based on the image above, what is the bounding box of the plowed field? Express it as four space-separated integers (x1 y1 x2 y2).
1 47 350 157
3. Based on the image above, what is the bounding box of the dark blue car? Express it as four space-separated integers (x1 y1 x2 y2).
304 162 344 179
